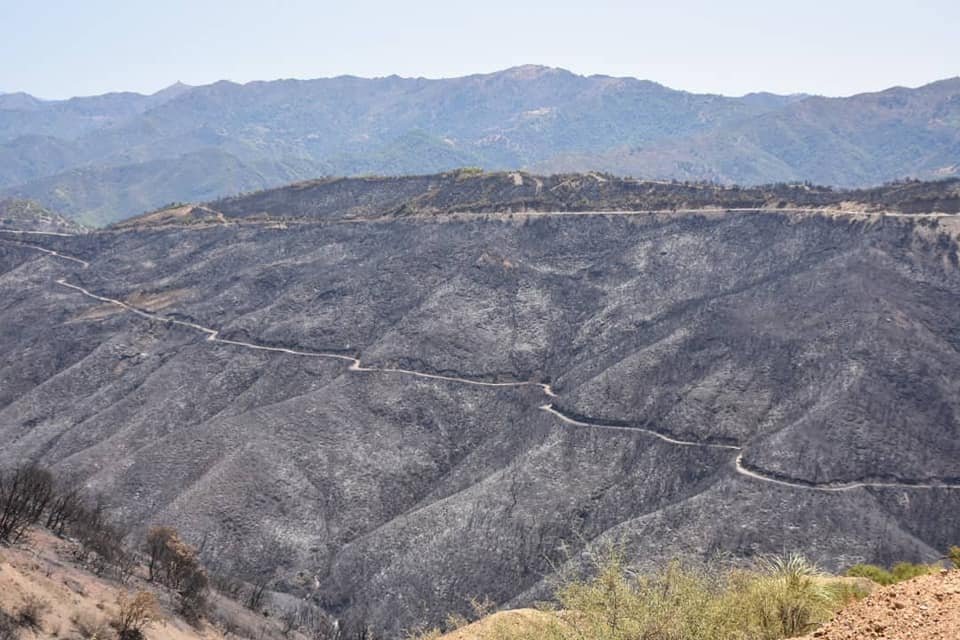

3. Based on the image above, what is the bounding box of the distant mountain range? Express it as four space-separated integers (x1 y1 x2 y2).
1 66 958 225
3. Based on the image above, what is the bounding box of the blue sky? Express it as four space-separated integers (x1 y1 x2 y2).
3 0 958 99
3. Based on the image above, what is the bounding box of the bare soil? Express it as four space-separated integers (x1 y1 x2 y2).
438 609 555 639
805 570 960 640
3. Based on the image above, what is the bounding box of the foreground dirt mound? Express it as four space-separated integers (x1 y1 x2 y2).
438 609 555 639
806 569 960 640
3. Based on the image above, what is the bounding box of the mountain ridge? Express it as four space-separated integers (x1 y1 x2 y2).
3 67 958 225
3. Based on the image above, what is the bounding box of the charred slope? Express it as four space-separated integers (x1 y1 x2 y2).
1 208 960 635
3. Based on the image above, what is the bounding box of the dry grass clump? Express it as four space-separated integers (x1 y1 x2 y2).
14 595 49 632
112 590 162 639
70 610 112 639
547 552 846 639
432 552 864 640
744 554 840 637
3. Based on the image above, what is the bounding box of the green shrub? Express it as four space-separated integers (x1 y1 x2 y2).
890 562 935 582
844 564 895 585
845 561 934 585
552 556 744 640
948 546 960 569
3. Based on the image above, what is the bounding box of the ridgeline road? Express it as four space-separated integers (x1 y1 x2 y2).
7 230 960 494
0 238 90 267
538 403 740 450
732 454 960 492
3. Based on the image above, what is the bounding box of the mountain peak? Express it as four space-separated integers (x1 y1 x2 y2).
161 81 191 92
0 91 45 109
150 81 193 101
499 64 568 79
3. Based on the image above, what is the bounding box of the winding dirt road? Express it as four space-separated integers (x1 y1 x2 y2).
55 279 556 396
7 231 960 494
0 237 89 267
733 454 960 492
539 404 739 450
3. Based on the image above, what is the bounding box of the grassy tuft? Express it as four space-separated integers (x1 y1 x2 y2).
466 552 858 640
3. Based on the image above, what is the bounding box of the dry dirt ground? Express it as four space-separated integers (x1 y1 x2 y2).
437 609 555 639
804 569 960 640
0 529 298 640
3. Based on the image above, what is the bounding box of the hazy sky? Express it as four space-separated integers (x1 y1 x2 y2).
3 0 958 99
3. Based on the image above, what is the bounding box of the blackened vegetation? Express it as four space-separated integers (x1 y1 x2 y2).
5 191 960 637
0 467 129 581
0 464 379 637
0 466 53 544
143 526 209 622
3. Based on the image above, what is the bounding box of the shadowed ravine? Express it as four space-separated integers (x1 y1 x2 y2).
7 230 960 494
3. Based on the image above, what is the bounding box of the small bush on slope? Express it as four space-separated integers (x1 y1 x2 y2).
143 526 209 623
948 546 960 569
70 611 111 639
14 596 48 632
0 609 17 640
112 590 162 640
